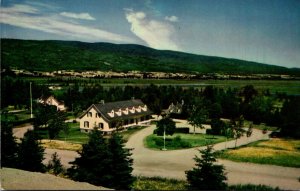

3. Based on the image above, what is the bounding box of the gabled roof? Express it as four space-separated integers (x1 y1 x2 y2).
79 99 152 122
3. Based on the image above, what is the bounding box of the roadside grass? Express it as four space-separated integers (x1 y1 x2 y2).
144 133 227 150
132 176 187 190
217 138 300 167
41 139 82 151
132 177 280 191
228 184 280 191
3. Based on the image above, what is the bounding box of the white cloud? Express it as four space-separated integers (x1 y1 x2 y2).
60 12 95 20
125 10 180 51
165 15 178 22
1 4 134 43
4 4 39 14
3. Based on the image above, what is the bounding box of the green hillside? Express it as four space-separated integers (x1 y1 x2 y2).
1 39 299 74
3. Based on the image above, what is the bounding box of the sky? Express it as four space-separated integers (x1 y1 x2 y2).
1 0 299 68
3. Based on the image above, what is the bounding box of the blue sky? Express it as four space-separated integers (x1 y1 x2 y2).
1 0 299 68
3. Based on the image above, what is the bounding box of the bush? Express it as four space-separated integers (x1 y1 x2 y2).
174 128 190 134
152 135 192 149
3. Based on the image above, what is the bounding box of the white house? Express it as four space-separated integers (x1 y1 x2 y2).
37 95 67 111
79 99 152 134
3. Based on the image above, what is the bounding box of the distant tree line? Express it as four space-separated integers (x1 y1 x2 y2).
2 74 299 138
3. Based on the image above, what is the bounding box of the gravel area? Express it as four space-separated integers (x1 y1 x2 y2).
0 168 110 190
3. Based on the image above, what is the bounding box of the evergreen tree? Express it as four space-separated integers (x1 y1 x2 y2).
1 122 18 168
186 145 227 190
67 128 112 187
154 117 176 136
18 129 45 172
47 152 64 176
188 99 208 134
48 112 67 140
107 133 134 190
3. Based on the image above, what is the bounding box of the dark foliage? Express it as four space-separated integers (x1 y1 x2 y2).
186 145 227 190
67 128 112 186
279 97 300 138
18 130 45 172
154 117 176 136
107 133 134 189
68 128 134 189
1 122 19 168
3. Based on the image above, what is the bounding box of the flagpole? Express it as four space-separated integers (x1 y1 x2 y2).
30 82 33 118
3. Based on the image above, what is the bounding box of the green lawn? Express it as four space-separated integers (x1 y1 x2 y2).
144 133 228 150
36 122 89 144
217 138 300 167
37 122 146 144
1 110 32 125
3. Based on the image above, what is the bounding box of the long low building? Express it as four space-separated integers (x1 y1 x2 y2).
79 99 153 134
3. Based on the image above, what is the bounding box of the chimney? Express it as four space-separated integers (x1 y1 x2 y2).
100 100 105 104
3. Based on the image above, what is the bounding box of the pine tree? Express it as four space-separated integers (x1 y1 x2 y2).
67 128 112 187
18 129 45 172
186 145 227 190
47 152 64 176
108 133 134 190
1 122 18 168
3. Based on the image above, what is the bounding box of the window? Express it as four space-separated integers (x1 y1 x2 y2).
99 123 104 129
96 113 101 118
84 121 89 128
87 112 92 117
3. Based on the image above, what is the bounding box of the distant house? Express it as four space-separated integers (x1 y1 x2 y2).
79 99 152 134
37 95 67 111
166 100 184 114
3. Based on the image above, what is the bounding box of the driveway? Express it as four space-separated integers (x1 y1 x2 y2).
13 123 34 139
125 124 300 190
13 122 300 190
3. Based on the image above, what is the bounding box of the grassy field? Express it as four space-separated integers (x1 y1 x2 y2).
217 138 300 167
133 176 188 190
144 133 227 150
132 176 280 191
21 76 300 95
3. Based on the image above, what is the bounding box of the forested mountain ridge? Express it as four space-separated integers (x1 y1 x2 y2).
2 39 299 75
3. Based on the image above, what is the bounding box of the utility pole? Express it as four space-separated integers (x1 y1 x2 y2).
30 82 33 118
162 125 167 151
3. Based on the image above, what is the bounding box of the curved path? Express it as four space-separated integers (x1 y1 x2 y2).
13 123 300 190
125 124 300 190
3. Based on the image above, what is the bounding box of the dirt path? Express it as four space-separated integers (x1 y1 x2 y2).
125 124 300 190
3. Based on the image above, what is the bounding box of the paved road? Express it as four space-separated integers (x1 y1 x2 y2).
13 122 300 190
13 123 34 139
125 124 300 190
